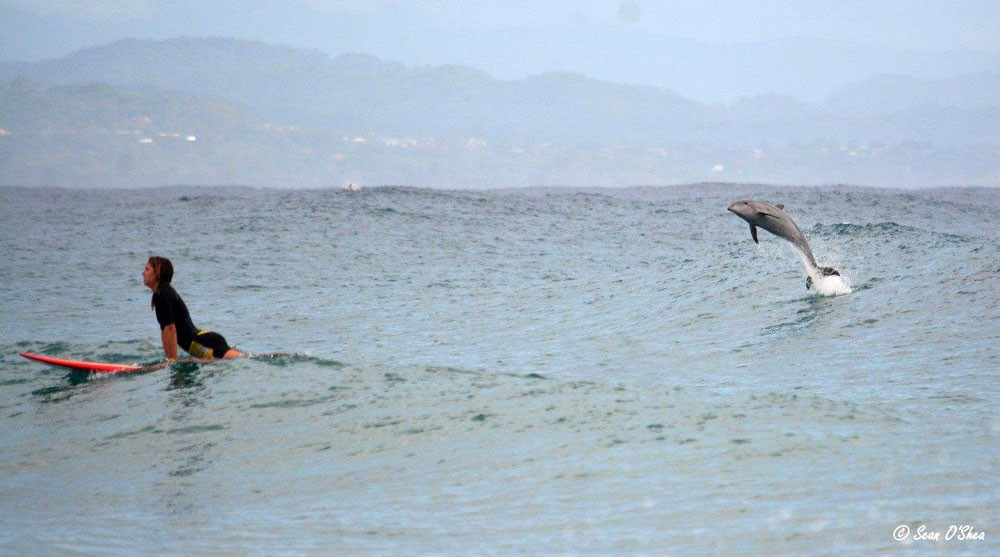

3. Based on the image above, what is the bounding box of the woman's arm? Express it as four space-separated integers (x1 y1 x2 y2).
161 324 179 361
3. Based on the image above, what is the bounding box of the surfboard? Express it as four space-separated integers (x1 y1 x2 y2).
19 352 145 373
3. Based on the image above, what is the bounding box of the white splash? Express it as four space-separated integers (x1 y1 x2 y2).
809 270 853 296
795 251 853 296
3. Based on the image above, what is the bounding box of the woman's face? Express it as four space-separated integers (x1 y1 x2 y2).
142 261 158 290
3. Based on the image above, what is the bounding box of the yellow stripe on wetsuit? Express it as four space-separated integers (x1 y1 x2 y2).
188 330 215 359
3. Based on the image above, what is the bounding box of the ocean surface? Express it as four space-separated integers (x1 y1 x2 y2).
1 184 997 555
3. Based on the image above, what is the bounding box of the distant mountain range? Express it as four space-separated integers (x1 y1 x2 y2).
1 38 997 188
826 72 1000 114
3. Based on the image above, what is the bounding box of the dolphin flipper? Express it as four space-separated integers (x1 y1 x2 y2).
750 223 759 244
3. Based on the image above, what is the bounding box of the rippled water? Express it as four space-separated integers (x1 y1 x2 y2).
1 185 997 555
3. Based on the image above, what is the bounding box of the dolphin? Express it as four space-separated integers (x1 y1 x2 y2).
727 199 840 290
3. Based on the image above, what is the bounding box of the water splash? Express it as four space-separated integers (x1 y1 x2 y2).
797 252 852 296
808 269 853 297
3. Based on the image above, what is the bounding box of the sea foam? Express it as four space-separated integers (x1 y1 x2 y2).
810 271 853 296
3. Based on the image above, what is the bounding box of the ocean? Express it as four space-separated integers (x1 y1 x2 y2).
1 184 997 555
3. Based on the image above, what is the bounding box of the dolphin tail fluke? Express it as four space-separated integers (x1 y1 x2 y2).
806 266 841 290
750 223 759 244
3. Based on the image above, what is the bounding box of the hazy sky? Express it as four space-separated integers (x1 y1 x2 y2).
3 1 998 101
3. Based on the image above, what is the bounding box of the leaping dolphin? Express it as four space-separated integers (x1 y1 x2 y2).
727 200 840 290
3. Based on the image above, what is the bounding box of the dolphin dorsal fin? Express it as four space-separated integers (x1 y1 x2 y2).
757 204 783 219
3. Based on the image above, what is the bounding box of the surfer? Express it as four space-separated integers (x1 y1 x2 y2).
143 256 244 361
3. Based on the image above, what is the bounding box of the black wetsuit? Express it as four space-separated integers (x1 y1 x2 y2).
152 284 232 358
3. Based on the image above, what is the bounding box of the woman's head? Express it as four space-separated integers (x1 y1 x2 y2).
144 256 173 291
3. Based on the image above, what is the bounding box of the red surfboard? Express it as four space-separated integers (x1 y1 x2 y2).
19 352 146 373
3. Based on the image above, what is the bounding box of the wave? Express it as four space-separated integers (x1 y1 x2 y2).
247 352 346 368
812 221 979 243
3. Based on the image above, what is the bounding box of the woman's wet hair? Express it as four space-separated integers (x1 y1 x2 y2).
148 256 174 287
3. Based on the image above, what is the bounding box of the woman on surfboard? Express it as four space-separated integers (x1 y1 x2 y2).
143 256 244 361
